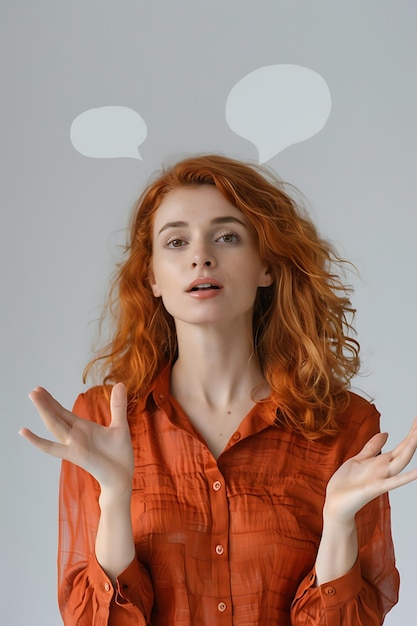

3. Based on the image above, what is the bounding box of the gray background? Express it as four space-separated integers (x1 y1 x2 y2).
1 1 416 624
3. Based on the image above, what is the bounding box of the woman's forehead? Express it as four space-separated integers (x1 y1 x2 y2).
153 185 249 228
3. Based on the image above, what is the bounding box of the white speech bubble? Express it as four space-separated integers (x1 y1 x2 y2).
70 106 147 160
225 65 332 163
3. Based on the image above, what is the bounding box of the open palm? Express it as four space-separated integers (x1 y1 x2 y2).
20 383 134 492
324 417 417 522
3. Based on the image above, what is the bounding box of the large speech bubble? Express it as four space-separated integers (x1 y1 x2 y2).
70 106 147 160
225 65 332 163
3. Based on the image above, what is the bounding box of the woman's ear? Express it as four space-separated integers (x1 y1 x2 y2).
148 270 162 298
260 268 274 288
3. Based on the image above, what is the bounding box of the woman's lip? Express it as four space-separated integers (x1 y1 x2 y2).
187 287 223 299
186 278 223 291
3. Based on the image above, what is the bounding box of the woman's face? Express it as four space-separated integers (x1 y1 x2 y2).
150 185 272 329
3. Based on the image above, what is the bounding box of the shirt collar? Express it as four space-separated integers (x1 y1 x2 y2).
136 362 278 430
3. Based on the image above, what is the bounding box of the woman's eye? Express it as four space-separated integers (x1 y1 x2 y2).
217 232 240 243
166 238 186 248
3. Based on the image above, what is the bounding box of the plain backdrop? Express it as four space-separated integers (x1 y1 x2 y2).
1 1 416 624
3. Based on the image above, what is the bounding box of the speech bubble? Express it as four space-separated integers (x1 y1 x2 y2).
70 106 147 160
225 64 332 163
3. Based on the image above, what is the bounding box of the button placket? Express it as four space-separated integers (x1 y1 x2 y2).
207 467 231 622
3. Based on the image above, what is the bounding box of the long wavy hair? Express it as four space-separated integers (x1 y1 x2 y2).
84 154 360 439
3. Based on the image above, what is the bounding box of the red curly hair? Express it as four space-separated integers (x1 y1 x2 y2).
84 154 360 439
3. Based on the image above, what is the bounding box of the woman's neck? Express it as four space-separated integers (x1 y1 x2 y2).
170 320 269 410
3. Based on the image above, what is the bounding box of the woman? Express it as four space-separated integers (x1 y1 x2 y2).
20 155 417 625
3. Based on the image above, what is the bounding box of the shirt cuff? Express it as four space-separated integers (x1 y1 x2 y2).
115 557 154 622
115 557 149 604
310 557 363 609
87 553 153 622
87 553 115 602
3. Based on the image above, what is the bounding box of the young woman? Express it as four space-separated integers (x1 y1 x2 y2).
21 155 417 626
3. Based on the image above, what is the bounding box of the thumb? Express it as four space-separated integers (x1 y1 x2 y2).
355 431 389 461
109 383 128 427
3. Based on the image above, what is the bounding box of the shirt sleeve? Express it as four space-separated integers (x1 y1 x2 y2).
290 403 400 626
57 391 154 626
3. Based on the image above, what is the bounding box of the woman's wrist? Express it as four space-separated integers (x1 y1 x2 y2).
96 486 135 583
99 484 132 508
314 510 358 586
322 501 356 528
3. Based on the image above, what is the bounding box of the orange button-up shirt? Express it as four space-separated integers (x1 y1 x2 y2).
58 367 399 625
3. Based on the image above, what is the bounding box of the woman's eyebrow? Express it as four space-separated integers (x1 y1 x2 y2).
211 216 247 228
158 216 247 235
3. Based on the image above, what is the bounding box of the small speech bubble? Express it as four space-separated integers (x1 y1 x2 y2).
70 106 147 160
225 65 332 163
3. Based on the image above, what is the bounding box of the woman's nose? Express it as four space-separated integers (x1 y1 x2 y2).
192 258 212 268
190 242 216 268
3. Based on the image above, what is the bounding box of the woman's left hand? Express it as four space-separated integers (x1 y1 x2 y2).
324 416 417 523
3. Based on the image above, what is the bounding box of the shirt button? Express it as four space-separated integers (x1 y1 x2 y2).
324 586 336 595
215 544 224 555
158 393 164 400
217 602 227 612
232 432 240 440
213 481 222 491
104 582 111 592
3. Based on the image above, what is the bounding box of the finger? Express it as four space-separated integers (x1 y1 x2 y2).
29 387 75 426
379 465 417 493
109 383 128 428
355 432 389 461
29 387 75 442
19 427 69 460
384 416 417 475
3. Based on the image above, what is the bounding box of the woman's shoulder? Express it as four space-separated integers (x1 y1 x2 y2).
330 390 382 460
346 388 379 410
72 385 113 426
72 383 154 427
342 390 380 425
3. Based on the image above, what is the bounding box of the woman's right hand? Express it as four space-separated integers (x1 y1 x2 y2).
19 383 134 493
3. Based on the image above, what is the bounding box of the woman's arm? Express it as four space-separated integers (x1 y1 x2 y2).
21 385 154 625
315 426 417 585
95 487 136 584
314 516 358 587
92 385 136 583
291 418 417 625
291 493 399 626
